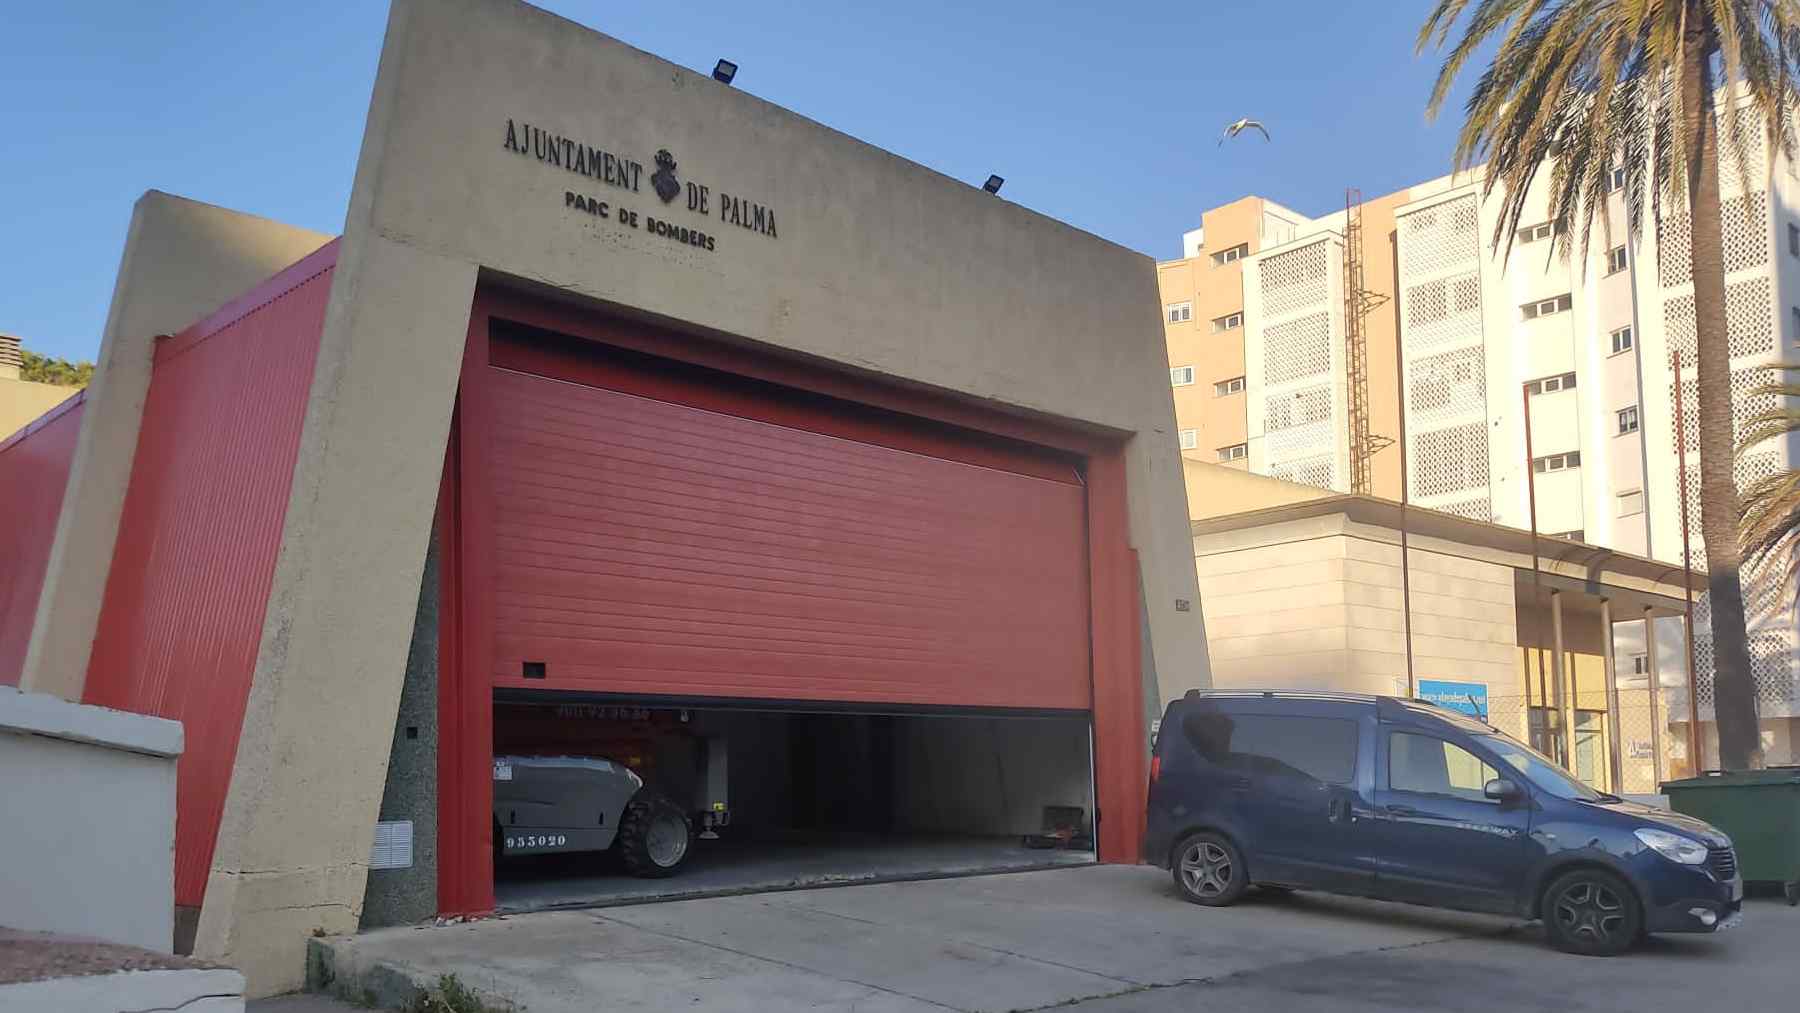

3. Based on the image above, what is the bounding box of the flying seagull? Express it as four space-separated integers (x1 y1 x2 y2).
1218 118 1270 145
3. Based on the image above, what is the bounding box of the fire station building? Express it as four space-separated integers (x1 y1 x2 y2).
0 0 1206 993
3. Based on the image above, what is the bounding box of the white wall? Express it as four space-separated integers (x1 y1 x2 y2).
0 687 181 951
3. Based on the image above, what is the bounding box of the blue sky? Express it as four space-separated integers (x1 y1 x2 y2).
1 1 1475 363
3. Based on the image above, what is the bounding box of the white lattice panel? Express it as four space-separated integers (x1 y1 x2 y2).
1264 384 1333 432
1431 496 1494 523
1668 367 1780 456
1399 195 1479 284
1657 190 1769 287
1269 453 1336 491
1662 276 1775 364
1690 621 1796 717
1408 346 1486 424
1717 105 1771 196
1259 241 1331 319
1411 421 1490 498
1262 312 1332 385
1264 419 1335 461
1677 450 1784 558
1749 631 1797 714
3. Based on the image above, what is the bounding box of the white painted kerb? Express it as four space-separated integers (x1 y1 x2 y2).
0 685 182 757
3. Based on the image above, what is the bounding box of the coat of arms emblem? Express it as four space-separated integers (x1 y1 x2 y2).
651 149 681 204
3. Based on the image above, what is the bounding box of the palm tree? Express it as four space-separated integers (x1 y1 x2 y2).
1417 1 1800 770
1740 366 1800 609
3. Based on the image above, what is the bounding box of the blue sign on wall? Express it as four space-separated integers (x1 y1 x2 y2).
1417 679 1489 719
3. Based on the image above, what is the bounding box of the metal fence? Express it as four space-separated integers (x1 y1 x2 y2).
1474 693 1798 795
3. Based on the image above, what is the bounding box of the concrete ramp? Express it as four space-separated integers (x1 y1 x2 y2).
310 865 1519 1012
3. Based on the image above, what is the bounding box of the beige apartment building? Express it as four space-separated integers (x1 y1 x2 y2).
0 335 81 440
1162 129 1800 771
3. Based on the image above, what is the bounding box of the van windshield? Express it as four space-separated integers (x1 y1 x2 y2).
1478 732 1604 802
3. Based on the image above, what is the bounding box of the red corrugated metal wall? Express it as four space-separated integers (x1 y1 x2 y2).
0 392 86 685
484 330 1092 709
83 241 338 907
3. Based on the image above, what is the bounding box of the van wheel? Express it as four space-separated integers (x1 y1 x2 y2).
1542 868 1641 956
1172 832 1248 906
617 792 690 878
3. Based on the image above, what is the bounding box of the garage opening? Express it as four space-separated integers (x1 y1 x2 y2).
491 695 1095 912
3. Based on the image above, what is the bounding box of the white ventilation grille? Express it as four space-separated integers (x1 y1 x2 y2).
1413 422 1491 498
1399 196 1480 283
1408 346 1486 424
1657 190 1769 287
1432 496 1494 523
1657 160 1796 718
1260 242 1331 318
1662 276 1775 364
1398 194 1491 513
1269 454 1336 490
370 820 414 870
1257 237 1341 491
1262 313 1332 385
1668 366 1780 457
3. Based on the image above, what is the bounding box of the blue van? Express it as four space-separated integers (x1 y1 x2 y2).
1143 691 1743 955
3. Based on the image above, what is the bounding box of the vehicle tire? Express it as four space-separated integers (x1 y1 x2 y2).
1541 868 1641 956
1171 832 1249 907
616 791 691 878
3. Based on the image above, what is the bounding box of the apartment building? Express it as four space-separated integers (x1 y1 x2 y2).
1159 126 1800 769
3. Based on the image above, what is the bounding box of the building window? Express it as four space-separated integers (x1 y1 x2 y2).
1789 223 1799 257
1178 428 1199 450
1616 405 1640 434
1217 442 1247 462
1214 376 1246 397
1610 325 1634 354
1606 245 1628 275
1517 222 1560 244
1792 306 1800 344
1211 243 1248 266
1211 311 1243 333
1607 166 1627 192
1166 301 1193 324
1170 366 1195 387
1631 654 1648 675
1521 294 1573 320
1525 371 1578 395
1618 489 1645 517
1532 450 1582 473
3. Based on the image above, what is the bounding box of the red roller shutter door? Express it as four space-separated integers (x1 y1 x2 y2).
484 345 1092 711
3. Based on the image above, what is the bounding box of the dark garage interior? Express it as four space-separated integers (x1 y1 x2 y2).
491 696 1096 911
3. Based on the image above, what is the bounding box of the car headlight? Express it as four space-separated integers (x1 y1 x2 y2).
1635 828 1708 865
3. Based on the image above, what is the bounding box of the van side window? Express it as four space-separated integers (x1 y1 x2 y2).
1181 712 1358 785
1388 732 1497 801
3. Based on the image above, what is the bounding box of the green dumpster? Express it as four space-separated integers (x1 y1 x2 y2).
1663 769 1800 905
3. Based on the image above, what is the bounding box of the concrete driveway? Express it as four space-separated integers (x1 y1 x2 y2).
305 865 1795 1012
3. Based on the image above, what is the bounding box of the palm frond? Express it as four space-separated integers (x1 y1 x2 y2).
1419 0 1800 269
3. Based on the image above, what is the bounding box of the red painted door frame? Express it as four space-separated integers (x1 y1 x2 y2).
436 288 1145 916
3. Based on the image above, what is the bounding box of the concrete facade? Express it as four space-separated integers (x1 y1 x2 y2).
20 0 1208 993
0 687 182 950
18 194 330 702
1185 463 1705 792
